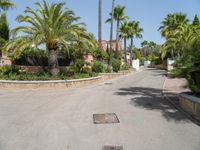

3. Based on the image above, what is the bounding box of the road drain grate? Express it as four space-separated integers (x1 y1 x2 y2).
103 146 123 150
93 113 120 124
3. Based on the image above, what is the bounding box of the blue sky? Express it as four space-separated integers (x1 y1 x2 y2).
6 0 200 47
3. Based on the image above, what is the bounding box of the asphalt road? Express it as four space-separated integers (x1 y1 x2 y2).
0 69 199 150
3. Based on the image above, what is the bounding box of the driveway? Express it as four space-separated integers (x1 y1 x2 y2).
0 69 199 150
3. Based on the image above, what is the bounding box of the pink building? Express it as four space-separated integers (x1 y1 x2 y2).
99 40 122 52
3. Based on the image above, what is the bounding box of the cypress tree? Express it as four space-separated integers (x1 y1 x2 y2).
192 14 200 26
0 13 9 58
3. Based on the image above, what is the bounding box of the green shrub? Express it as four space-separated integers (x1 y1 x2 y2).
140 57 145 66
92 60 104 73
148 54 162 65
66 66 76 76
112 58 121 72
103 65 112 73
121 64 130 71
172 40 200 95
82 66 92 74
0 66 21 75
74 59 85 72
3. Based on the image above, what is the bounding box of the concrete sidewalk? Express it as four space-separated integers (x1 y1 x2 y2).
162 77 200 125
163 77 189 95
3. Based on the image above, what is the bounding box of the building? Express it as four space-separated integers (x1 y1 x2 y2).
99 40 122 52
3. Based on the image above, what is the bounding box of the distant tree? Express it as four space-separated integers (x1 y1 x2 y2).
192 14 200 26
106 5 128 59
119 21 130 63
108 0 115 67
0 13 9 58
128 21 143 65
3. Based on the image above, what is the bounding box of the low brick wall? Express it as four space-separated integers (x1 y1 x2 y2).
0 71 132 89
179 93 200 121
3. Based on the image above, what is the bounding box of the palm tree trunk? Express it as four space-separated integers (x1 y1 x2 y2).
48 48 59 76
124 37 127 63
130 37 133 66
98 0 102 45
116 20 120 59
109 0 115 67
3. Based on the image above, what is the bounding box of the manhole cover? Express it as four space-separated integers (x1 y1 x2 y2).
103 146 123 150
93 113 120 124
104 82 113 85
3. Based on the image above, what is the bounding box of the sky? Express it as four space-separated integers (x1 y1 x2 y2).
6 0 200 47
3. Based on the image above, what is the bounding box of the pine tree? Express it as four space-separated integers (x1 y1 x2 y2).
192 14 200 26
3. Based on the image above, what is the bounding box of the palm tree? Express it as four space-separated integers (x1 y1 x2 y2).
159 12 189 39
106 5 128 59
162 25 195 59
119 21 130 64
98 0 102 44
109 0 115 67
159 12 189 59
0 0 14 12
4 0 92 75
128 21 143 65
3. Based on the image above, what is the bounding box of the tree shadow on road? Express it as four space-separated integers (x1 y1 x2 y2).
115 87 190 123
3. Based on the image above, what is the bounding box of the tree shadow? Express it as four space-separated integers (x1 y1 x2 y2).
115 87 190 123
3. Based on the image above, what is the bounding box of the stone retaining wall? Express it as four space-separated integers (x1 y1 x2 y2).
179 93 200 121
0 71 131 89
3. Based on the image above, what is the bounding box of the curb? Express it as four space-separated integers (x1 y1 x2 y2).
0 71 132 89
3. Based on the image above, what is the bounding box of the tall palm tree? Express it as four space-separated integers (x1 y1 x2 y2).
98 0 102 44
106 5 128 59
0 0 14 12
159 12 189 59
128 21 143 65
159 12 189 39
119 21 130 64
109 0 115 66
4 0 92 75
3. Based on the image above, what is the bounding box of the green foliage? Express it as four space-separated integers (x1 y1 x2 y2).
120 64 130 71
148 54 162 65
0 65 20 75
93 48 109 61
112 58 121 72
82 66 92 74
74 59 85 73
135 51 141 60
0 65 96 81
172 39 200 94
4 0 96 75
92 60 104 73
65 66 77 76
0 0 14 11
0 13 9 41
192 14 200 26
140 57 145 66
103 65 112 73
